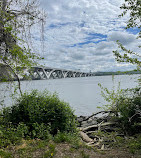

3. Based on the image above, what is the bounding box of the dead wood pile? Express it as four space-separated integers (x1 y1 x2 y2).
77 111 124 150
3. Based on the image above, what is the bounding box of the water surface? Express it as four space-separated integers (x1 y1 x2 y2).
0 74 139 116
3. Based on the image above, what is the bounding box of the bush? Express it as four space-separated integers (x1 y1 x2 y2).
117 89 141 135
128 135 141 154
0 150 13 158
0 124 23 148
99 83 141 135
3 90 77 136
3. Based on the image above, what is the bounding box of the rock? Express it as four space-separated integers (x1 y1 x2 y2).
77 116 87 123
81 121 89 127
87 119 97 126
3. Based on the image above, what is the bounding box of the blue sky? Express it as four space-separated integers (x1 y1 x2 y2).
32 0 141 72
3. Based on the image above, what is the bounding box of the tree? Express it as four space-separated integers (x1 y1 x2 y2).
0 0 46 94
110 0 141 134
113 0 141 73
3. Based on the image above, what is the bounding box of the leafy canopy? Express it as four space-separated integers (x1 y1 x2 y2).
0 0 46 82
113 0 141 73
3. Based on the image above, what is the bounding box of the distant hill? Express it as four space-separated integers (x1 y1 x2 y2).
94 70 141 76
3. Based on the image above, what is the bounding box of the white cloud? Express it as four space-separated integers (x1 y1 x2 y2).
108 31 137 45
30 0 141 72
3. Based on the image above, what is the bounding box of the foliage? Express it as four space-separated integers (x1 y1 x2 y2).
119 0 141 32
54 131 81 149
0 112 31 148
113 41 141 69
31 122 52 140
98 81 123 111
0 0 46 63
128 134 141 154
2 90 77 135
0 0 46 95
0 149 13 158
43 143 56 158
54 132 74 143
107 0 141 135
0 124 24 148
99 82 141 135
117 89 141 135
80 150 90 158
113 0 141 85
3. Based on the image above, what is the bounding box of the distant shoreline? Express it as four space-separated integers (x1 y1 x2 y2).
94 70 141 76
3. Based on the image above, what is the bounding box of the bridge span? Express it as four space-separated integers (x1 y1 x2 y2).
0 64 95 81
28 66 95 80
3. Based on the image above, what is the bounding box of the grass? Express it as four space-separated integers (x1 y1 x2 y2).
0 120 141 157
0 134 141 158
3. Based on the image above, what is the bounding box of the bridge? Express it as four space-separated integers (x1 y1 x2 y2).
27 66 95 80
0 64 95 81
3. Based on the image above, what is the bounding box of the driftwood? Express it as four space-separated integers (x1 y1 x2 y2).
77 111 121 150
79 131 93 143
82 110 116 122
82 122 115 132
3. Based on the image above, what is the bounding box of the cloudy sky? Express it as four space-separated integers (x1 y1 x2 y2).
33 0 140 72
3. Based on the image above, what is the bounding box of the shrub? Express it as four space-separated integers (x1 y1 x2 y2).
0 124 23 148
117 90 141 135
128 135 141 154
31 122 52 140
0 150 13 158
3 90 77 136
99 83 141 135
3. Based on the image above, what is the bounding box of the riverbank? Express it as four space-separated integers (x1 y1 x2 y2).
1 110 141 158
1 139 140 158
0 84 140 157
1 123 141 158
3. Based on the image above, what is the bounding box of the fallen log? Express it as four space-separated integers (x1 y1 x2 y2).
78 111 123 149
79 131 93 143
82 122 116 132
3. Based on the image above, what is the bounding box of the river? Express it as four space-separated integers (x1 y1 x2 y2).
0 74 140 116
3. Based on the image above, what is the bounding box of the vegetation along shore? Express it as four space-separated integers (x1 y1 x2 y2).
0 87 141 158
0 0 141 157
